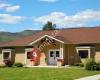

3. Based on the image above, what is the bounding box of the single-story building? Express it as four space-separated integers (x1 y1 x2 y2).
0 27 100 67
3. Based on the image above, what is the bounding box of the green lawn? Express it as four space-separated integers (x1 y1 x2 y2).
0 67 100 80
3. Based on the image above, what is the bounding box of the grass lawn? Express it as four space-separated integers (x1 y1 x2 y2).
0 67 100 80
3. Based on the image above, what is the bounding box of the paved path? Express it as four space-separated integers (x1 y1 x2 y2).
76 74 100 80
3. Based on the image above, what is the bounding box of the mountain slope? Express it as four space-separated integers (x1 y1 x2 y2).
0 30 40 42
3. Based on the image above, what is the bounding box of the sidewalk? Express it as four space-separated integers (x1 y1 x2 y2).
76 74 100 80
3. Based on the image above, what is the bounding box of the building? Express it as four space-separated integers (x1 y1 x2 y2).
0 27 100 66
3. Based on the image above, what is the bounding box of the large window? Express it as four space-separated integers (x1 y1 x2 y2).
56 51 60 57
27 52 31 59
3 52 10 59
79 50 88 58
50 51 54 57
2 49 11 60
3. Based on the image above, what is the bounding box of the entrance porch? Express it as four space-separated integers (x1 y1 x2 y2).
25 35 65 67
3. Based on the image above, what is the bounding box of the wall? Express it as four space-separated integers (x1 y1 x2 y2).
66 44 77 65
0 43 100 66
68 43 100 64
94 43 100 62
39 52 47 66
0 48 3 64
26 40 61 66
0 47 25 65
14 47 25 64
64 44 68 65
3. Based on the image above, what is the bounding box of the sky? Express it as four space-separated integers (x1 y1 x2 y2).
0 0 100 32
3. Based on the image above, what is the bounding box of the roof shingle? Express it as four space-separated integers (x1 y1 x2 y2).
0 27 100 47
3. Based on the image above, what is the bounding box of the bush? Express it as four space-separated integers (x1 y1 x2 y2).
96 61 100 71
97 61 100 66
13 63 23 67
3 59 13 67
84 58 96 71
79 63 84 67
73 63 79 66
73 63 84 67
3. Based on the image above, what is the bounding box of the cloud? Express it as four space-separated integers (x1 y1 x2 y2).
34 10 100 27
0 14 24 24
39 0 58 2
0 3 20 12
6 5 20 12
0 3 10 9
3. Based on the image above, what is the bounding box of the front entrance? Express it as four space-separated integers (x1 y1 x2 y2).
49 49 60 65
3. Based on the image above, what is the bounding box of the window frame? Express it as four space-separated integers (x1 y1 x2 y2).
78 50 88 58
25 48 33 59
76 46 95 59
49 49 60 58
2 49 12 61
26 51 32 59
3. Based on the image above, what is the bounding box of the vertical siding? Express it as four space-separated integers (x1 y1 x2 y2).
94 44 100 62
64 44 79 65
67 44 77 65
64 44 68 65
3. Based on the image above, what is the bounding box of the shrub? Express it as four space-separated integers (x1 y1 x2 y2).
45 58 48 62
79 63 84 67
84 58 96 71
3 59 13 67
73 63 80 66
97 61 100 66
13 63 23 67
96 61 100 71
73 63 84 67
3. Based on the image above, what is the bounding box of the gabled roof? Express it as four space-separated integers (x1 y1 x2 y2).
0 42 8 45
0 42 3 45
29 35 65 45
0 27 100 47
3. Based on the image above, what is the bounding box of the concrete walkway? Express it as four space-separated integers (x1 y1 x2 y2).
76 74 100 80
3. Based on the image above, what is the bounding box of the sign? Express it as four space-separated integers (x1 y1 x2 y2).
30 48 41 62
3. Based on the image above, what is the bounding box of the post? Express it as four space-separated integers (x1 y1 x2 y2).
58 44 64 66
25 50 27 66
88 48 91 59
60 44 64 59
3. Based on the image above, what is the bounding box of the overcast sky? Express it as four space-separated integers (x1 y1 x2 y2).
0 0 100 32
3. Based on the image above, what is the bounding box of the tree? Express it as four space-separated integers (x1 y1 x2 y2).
42 21 56 30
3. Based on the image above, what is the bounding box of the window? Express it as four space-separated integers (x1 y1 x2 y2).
3 52 10 59
79 50 88 58
50 51 54 57
27 52 31 59
56 51 60 57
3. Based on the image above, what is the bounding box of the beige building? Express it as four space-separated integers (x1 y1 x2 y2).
0 27 100 66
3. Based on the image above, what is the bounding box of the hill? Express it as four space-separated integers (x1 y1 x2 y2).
0 30 40 42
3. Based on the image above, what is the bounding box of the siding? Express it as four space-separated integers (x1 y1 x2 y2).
15 47 25 64
0 48 3 64
94 44 100 62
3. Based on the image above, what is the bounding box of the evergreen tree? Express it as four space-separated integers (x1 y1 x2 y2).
42 21 56 30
